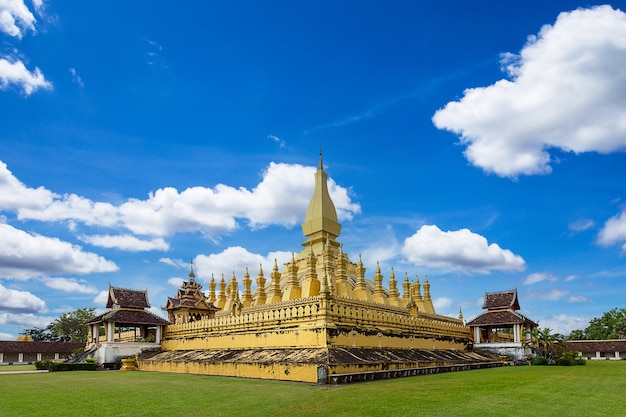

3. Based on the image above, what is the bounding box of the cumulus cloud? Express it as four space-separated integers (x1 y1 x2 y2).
523 272 558 285
0 284 47 313
167 277 184 288
194 246 292 282
93 290 108 307
0 57 51 95
538 314 590 335
0 223 118 279
9 160 360 239
79 234 169 252
0 161 56 210
0 312 55 330
401 225 525 274
433 6 626 178
597 209 626 251
38 277 99 294
433 296 453 311
0 0 36 38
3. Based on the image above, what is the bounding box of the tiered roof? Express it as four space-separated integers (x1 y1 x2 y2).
87 285 169 326
106 286 151 309
467 289 536 327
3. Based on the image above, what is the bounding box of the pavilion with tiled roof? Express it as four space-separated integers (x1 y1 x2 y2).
163 265 220 324
466 289 537 362
85 286 169 366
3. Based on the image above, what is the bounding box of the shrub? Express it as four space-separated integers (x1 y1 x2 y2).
34 360 96 371
531 357 549 365
556 357 574 366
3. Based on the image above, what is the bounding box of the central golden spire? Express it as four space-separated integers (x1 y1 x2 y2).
301 151 341 252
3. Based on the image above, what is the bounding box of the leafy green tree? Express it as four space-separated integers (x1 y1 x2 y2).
21 308 97 343
568 329 586 340
584 308 626 340
532 327 565 362
50 308 97 342
19 326 55 341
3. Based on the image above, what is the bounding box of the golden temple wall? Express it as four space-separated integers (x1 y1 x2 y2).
161 295 470 352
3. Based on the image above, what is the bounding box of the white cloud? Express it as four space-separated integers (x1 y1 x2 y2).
93 290 108 307
0 57 51 95
0 331 14 341
167 277 184 288
159 258 188 268
79 234 169 252
267 134 286 148
10 161 360 239
39 277 98 294
195 246 292 283
523 272 558 285
0 284 47 313
401 225 525 274
568 218 595 233
433 296 453 311
597 209 626 248
568 295 592 303
31 0 45 15
0 0 36 38
0 312 54 329
433 6 626 178
538 314 590 335
0 223 118 279
0 161 56 210
69 68 84 87
527 289 569 301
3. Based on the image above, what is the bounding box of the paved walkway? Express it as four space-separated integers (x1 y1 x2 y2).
0 370 48 374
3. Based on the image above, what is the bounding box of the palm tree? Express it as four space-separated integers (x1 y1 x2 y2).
532 327 564 362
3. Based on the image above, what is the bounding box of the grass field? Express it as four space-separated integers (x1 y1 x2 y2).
0 361 623 417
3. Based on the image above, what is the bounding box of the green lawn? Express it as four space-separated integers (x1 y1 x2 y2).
0 361 623 417
0 364 37 372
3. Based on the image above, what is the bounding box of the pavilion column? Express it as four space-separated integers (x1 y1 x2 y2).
91 325 99 343
107 322 114 342
514 324 521 343
155 326 162 344
473 327 481 343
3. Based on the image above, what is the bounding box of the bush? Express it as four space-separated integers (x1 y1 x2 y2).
556 357 574 366
34 360 96 371
558 350 586 366
531 357 549 365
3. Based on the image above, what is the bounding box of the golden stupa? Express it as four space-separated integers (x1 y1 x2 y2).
140 153 497 383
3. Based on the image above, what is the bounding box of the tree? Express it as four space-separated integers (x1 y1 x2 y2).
568 329 586 340
21 308 97 343
585 308 626 340
20 327 55 342
532 327 565 362
569 308 626 340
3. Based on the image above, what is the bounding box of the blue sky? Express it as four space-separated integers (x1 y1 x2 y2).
1 1 626 340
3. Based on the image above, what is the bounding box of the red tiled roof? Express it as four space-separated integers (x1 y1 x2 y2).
106 286 150 309
483 289 520 310
0 341 84 354
566 340 626 352
86 309 169 326
467 310 537 327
